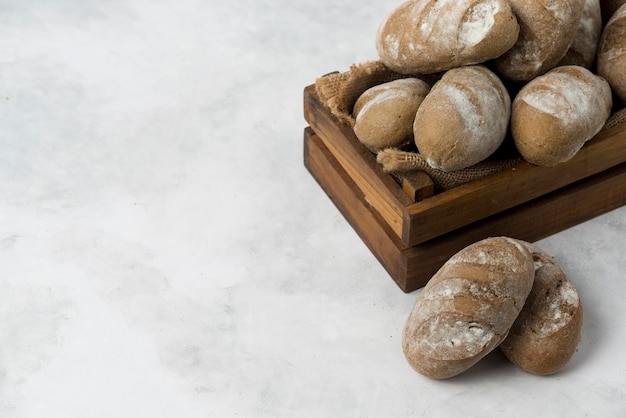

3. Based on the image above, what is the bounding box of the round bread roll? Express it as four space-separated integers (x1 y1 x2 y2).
512 65 613 166
597 3 626 104
376 0 519 74
558 0 603 68
402 237 535 379
413 65 510 172
500 241 583 376
493 0 585 81
352 78 431 152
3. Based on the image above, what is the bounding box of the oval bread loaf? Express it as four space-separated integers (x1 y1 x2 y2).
493 0 585 81
402 237 535 379
352 78 431 152
413 65 510 172
512 65 612 166
597 3 626 104
500 241 583 375
376 0 519 74
558 0 603 68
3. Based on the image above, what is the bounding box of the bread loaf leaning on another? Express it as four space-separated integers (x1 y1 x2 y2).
597 3 626 104
512 65 612 166
413 65 510 172
500 241 583 375
493 0 585 81
558 0 603 68
352 78 431 152
402 237 535 379
376 0 519 74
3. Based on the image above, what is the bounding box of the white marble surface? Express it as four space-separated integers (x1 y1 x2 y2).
1 1 625 416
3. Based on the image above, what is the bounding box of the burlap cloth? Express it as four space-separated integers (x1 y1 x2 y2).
315 61 626 191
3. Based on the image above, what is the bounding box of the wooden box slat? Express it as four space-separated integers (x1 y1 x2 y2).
304 84 626 248
304 127 626 292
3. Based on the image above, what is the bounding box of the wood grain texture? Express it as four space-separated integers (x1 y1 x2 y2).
403 123 626 246
304 84 415 238
304 82 626 248
305 126 626 292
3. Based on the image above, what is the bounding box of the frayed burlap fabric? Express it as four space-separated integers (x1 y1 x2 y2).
314 61 626 191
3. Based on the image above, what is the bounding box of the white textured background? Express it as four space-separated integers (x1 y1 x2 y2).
1 1 625 416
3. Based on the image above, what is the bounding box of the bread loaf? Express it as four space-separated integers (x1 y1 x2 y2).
413 65 510 172
512 65 612 166
597 3 626 104
500 241 583 375
352 78 431 152
558 0 603 68
402 237 535 379
493 0 585 81
376 0 519 74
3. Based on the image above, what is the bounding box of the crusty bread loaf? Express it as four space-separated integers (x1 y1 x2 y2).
352 78 431 152
558 0 603 68
413 65 510 172
402 237 535 379
500 241 583 375
597 3 626 104
376 0 519 74
493 0 585 81
512 65 612 166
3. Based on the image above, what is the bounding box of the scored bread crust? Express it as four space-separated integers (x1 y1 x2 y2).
402 237 535 379
511 65 613 166
352 78 431 152
413 65 511 172
493 0 585 81
376 0 519 74
558 0 603 68
499 241 583 375
597 3 626 104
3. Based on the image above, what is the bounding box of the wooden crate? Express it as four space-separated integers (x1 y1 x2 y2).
303 84 626 292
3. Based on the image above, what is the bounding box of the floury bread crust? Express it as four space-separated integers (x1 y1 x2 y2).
376 0 519 74
500 241 583 375
402 237 535 379
597 3 626 104
493 0 585 81
352 78 431 152
512 65 612 166
558 0 603 68
413 65 510 172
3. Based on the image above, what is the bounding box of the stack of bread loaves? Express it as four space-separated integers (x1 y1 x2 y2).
352 0 625 170
402 237 583 378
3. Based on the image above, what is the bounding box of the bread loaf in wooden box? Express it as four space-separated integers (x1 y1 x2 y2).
352 78 430 152
512 65 612 166
494 0 585 81
597 3 626 104
413 65 511 171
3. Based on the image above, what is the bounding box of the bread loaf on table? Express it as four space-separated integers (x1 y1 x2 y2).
413 65 510 172
597 3 626 104
352 78 431 152
500 241 583 375
402 237 535 379
376 0 519 74
512 65 612 166
493 0 585 81
558 0 603 68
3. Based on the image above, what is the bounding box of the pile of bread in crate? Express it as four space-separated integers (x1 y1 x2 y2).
307 0 626 378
